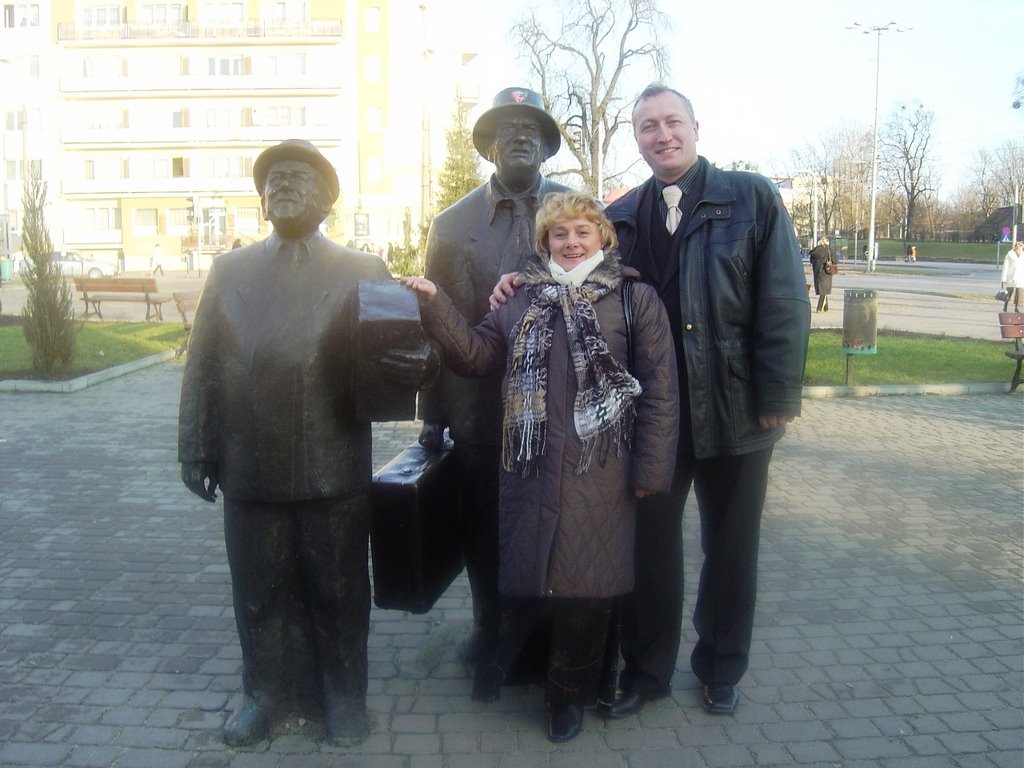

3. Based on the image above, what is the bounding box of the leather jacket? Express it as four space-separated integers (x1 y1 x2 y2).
606 160 809 459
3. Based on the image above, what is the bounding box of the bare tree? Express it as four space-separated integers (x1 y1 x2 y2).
511 0 670 194
992 140 1024 212
879 102 936 243
791 125 872 241
967 148 1003 220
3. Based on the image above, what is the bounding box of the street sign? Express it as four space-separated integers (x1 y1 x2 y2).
1002 226 1012 243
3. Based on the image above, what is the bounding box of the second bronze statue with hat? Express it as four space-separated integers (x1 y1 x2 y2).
417 88 570 680
472 87 561 163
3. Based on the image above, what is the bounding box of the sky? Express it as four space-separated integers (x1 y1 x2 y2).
437 0 1023 198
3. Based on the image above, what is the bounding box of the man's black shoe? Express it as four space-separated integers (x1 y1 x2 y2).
702 684 739 715
548 704 583 742
604 688 668 719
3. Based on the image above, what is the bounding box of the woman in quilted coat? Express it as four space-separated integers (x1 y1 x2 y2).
403 192 678 742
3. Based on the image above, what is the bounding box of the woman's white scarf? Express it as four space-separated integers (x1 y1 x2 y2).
502 250 641 477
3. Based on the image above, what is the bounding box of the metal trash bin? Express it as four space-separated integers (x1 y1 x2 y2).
842 289 877 355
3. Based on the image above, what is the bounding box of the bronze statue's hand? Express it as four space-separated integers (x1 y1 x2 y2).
181 461 219 502
488 272 522 312
379 343 438 389
417 423 446 451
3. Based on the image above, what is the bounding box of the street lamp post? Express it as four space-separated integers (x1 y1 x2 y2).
849 21 911 272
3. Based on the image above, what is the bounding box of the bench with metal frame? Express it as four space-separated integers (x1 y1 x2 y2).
172 289 201 357
997 312 1024 393
72 277 168 321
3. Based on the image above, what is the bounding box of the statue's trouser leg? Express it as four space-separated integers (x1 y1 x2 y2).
454 444 501 637
223 497 370 712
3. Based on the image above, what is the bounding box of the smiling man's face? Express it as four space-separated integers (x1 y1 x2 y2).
632 91 700 183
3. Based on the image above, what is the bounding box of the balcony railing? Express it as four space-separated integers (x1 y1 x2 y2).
57 19 342 42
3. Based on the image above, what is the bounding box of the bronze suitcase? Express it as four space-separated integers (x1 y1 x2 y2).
369 442 463 613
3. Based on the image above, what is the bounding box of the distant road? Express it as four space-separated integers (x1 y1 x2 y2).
0 262 1009 341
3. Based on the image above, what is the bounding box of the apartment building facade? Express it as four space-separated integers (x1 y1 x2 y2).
0 0 476 272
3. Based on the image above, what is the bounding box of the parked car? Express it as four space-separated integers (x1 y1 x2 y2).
17 251 116 279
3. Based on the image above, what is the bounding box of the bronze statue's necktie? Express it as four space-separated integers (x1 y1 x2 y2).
279 241 309 264
662 185 682 235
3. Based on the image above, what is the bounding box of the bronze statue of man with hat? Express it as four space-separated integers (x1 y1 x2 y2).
178 138 432 747
417 87 569 667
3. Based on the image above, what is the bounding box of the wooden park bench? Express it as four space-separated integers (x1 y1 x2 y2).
172 289 201 357
997 312 1024 393
73 277 169 321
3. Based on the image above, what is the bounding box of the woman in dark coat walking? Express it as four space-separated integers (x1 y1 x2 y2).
404 192 679 743
808 237 834 312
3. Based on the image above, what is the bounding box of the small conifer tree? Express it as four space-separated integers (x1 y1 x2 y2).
21 174 76 378
435 102 484 212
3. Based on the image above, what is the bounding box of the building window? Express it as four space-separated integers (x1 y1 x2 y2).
82 55 123 79
203 56 245 76
135 208 158 235
366 107 382 133
253 106 305 128
266 54 307 76
264 1 306 22
135 158 170 179
365 55 380 83
3 3 40 27
235 207 260 234
206 155 246 178
83 206 122 231
365 6 380 32
167 207 190 235
82 106 124 130
367 156 382 184
203 3 244 23
83 5 124 26
203 107 243 128
141 3 184 24
172 157 187 177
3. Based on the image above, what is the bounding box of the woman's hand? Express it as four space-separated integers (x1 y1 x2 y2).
634 488 652 499
400 276 438 302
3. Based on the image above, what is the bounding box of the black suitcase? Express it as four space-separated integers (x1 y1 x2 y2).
369 442 463 613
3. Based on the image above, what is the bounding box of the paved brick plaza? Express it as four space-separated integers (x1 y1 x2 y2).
0 359 1021 767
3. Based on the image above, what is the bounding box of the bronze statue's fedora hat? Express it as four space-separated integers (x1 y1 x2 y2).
253 139 340 204
472 87 561 162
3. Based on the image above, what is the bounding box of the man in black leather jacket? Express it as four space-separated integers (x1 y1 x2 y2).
602 85 809 717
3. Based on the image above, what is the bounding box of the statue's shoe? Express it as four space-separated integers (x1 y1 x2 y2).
223 697 271 746
324 697 370 747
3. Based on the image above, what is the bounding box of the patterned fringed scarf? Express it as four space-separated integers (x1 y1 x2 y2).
502 263 642 477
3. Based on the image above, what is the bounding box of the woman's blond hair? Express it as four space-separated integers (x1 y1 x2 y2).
534 191 618 255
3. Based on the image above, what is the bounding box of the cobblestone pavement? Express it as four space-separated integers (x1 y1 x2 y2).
0 359 1021 767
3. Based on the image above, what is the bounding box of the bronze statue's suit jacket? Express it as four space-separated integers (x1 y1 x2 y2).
178 233 392 502
418 175 570 446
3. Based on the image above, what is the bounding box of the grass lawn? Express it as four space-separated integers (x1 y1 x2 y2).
0 320 184 380
803 329 1012 385
0 320 1015 387
833 239 1007 265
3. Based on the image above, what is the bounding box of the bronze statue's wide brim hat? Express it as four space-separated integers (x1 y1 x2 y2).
472 87 561 162
253 139 340 204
